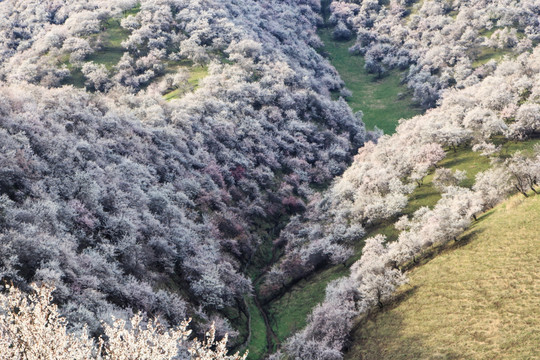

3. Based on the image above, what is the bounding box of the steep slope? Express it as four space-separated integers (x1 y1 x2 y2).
275 6 540 355
0 0 366 348
347 193 540 360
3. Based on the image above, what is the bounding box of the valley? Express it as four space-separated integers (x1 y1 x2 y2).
0 0 539 359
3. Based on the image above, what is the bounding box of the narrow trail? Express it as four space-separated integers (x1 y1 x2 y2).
250 233 284 355
254 295 280 351
238 297 252 348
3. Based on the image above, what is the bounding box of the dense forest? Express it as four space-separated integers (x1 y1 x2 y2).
0 0 538 359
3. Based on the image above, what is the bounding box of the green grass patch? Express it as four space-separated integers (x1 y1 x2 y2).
87 4 142 68
480 26 501 38
346 193 540 360
86 18 131 70
496 137 540 157
62 64 86 88
162 64 209 100
317 28 422 134
59 15 131 87
59 5 141 86
472 46 513 68
438 147 492 188
403 175 441 214
268 263 349 344
245 299 269 360
122 3 141 17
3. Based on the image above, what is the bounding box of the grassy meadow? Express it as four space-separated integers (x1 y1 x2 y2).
346 193 540 360
317 28 422 134
86 18 131 70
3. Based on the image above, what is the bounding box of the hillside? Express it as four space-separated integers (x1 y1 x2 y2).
256 136 539 359
317 28 421 134
0 0 366 354
271 0 540 358
1 0 540 359
347 193 540 359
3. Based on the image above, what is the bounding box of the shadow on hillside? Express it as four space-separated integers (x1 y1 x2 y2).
345 287 425 359
346 304 462 360
348 285 419 333
440 154 473 169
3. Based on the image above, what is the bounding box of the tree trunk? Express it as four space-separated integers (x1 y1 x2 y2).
515 185 528 197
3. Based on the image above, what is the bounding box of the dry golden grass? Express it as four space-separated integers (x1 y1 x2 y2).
346 194 540 360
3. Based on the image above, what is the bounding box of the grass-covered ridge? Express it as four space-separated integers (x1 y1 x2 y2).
346 192 540 360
